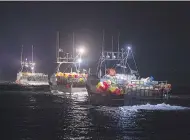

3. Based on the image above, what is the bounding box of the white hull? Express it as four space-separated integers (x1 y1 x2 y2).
18 80 49 86
16 72 49 86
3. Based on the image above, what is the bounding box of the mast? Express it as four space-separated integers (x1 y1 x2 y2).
72 32 75 57
20 45 24 72
98 30 105 78
21 45 23 64
117 32 120 53
112 36 114 52
56 31 60 62
102 30 105 55
32 45 33 63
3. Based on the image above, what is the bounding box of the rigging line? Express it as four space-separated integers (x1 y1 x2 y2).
131 50 140 76
111 51 128 70
111 61 119 69
124 52 132 72
63 55 81 73
96 51 105 66
126 62 132 71
116 50 133 74
96 56 103 75
119 52 128 67
63 63 73 73
113 59 123 69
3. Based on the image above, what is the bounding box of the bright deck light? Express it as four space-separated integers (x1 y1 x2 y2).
78 47 85 54
77 58 82 63
127 46 131 50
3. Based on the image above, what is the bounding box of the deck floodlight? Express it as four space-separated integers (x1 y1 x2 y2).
77 58 82 63
78 47 85 54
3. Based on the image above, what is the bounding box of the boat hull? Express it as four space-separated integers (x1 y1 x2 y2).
87 90 170 106
86 75 171 106
0 82 50 92
50 85 87 93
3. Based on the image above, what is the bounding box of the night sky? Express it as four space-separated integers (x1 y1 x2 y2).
0 2 189 88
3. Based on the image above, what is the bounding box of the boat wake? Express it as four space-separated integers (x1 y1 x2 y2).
96 103 190 113
121 103 190 111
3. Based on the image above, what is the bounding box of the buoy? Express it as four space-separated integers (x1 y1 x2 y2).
115 88 121 95
103 81 109 90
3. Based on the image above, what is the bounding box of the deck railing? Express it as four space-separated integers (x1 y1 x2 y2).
130 80 168 86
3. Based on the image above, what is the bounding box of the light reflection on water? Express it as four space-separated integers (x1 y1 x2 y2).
53 91 190 140
1 91 190 140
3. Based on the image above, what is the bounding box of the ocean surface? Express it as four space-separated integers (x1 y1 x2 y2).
0 91 190 140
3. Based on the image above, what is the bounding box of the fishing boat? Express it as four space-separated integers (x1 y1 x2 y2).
50 32 88 93
0 45 50 92
86 32 172 106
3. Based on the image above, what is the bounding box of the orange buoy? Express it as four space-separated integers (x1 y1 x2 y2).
106 68 116 76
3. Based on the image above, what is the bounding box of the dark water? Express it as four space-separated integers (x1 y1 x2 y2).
1 91 190 140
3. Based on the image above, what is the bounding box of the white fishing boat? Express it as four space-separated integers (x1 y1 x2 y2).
50 32 88 93
14 45 49 91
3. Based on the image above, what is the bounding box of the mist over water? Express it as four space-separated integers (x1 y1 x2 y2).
0 91 190 140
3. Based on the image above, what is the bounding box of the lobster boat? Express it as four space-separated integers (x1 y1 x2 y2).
87 74 171 106
2 45 50 92
50 32 88 93
15 72 49 92
86 34 171 106
50 71 88 93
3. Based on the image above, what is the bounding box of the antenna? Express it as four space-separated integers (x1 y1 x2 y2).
72 32 75 57
32 45 34 63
